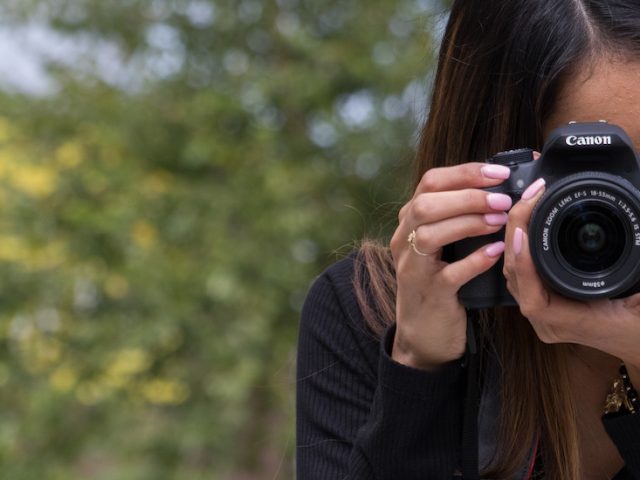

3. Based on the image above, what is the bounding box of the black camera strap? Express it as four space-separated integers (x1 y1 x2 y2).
460 313 480 480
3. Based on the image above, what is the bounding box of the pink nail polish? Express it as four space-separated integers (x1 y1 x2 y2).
485 241 505 258
481 164 511 180
513 227 523 255
484 213 508 226
521 178 546 200
487 193 513 211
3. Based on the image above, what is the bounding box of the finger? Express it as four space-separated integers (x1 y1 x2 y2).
504 178 546 260
439 241 505 288
533 151 541 161
504 228 586 344
623 292 640 311
390 219 444 266
415 162 511 196
409 190 513 225
512 177 546 225
504 228 549 307
412 214 507 255
398 202 410 223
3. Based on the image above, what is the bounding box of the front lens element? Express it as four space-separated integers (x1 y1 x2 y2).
557 203 626 273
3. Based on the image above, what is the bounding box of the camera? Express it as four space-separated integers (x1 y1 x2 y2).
446 121 640 308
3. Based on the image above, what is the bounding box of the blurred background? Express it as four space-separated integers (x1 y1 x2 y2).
0 0 448 478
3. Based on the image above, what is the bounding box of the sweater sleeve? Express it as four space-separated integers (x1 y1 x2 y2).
296 256 467 479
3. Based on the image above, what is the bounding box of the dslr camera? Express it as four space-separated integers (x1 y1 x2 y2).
447 121 640 308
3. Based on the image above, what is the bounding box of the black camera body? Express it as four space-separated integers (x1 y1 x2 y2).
447 121 640 308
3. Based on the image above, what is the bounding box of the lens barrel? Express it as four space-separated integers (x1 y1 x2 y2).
529 172 640 299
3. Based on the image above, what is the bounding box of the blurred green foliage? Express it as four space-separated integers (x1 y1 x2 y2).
0 0 447 478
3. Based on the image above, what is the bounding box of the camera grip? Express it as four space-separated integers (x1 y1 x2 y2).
443 231 517 308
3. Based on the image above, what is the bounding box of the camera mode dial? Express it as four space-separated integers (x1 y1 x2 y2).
489 148 534 166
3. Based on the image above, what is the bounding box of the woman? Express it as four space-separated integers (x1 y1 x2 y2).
296 0 640 478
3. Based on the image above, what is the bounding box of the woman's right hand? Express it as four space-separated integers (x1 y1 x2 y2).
389 162 513 370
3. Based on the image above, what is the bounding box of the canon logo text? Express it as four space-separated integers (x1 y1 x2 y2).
566 135 612 146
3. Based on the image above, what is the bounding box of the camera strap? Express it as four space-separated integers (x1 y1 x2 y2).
460 313 480 480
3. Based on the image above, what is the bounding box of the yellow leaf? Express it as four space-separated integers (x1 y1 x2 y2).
50 366 77 392
131 220 158 249
106 348 152 377
140 378 190 405
10 165 57 198
55 142 84 168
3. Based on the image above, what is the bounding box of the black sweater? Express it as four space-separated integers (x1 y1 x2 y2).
296 254 640 479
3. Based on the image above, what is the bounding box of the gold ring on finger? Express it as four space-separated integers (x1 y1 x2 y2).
407 229 431 257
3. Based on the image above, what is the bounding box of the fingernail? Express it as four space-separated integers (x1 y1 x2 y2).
487 193 513 211
533 151 541 161
484 212 508 226
485 241 505 258
521 178 546 200
513 227 523 255
481 164 511 180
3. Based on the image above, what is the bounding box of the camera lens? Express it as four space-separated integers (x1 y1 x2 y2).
577 223 606 252
557 203 626 273
529 173 640 300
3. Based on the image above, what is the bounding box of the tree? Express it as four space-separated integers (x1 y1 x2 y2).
0 1 447 478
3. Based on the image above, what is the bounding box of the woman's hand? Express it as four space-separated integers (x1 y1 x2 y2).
389 162 513 370
503 179 640 378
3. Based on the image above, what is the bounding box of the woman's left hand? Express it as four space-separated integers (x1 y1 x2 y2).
503 178 640 382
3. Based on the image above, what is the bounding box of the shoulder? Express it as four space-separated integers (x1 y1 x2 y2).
305 253 359 310
302 252 376 337
299 252 380 376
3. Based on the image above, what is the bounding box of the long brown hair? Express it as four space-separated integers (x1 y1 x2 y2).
353 0 640 477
